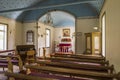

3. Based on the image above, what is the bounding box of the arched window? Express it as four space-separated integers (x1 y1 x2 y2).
26 30 34 44
45 28 50 47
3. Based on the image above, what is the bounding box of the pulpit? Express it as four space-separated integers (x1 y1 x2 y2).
16 45 36 63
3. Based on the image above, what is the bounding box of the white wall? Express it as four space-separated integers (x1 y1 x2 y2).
0 16 23 49
15 22 23 45
22 22 38 49
100 0 120 72
54 27 75 53
22 22 75 56
76 18 99 54
37 22 54 57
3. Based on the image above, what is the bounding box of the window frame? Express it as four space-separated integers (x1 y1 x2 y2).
26 30 34 44
0 23 8 50
45 28 51 48
101 12 106 57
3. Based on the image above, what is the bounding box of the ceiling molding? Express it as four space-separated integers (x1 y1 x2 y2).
77 16 98 19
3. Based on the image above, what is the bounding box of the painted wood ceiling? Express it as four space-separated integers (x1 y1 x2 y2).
0 0 104 27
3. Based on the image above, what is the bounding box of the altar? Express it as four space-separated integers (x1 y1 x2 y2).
55 38 73 54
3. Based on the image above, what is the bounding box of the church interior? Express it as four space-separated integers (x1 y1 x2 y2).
0 0 120 80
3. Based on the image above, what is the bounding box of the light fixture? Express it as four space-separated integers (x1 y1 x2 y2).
93 18 100 31
93 26 98 30
72 32 82 38
44 12 53 26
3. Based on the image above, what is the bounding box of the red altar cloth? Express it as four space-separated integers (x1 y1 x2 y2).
58 43 72 52
59 43 71 46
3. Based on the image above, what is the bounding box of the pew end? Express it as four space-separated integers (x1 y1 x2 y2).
109 65 115 74
116 72 120 80
7 57 13 73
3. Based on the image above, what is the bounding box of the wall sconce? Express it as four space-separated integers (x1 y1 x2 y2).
93 27 98 30
93 26 101 32
38 33 44 38
38 33 48 37
10 30 12 34
43 32 48 35
72 32 82 38
41 34 43 37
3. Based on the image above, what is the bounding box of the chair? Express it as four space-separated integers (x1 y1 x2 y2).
26 50 35 63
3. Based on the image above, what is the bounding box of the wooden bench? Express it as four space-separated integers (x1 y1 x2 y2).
5 72 57 80
43 48 107 65
5 63 87 80
51 54 105 61
36 60 114 74
25 65 117 80
0 49 15 54
0 49 15 71
116 72 120 80
43 57 109 66
6 58 119 80
0 55 23 71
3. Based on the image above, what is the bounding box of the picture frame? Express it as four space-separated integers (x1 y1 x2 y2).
63 29 70 37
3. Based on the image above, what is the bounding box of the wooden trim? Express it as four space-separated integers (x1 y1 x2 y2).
0 49 15 53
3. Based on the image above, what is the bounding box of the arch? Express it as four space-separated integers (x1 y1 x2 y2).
37 9 76 21
38 10 76 27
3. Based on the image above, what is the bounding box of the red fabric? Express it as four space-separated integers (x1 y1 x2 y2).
59 43 71 46
58 43 71 52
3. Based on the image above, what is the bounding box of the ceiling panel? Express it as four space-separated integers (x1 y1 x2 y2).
0 0 105 27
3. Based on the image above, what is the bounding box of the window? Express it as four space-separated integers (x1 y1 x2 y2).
26 30 34 44
0 23 7 50
102 13 106 57
45 29 50 47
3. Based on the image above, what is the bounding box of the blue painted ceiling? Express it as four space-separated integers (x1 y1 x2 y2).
39 11 75 27
0 0 105 27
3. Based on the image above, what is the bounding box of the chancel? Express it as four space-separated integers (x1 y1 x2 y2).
0 0 120 80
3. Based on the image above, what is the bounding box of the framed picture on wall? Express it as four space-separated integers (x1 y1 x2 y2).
63 29 70 37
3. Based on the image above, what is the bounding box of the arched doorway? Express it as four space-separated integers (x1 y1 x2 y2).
37 10 76 57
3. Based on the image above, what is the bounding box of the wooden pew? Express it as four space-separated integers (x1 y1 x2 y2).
116 72 120 80
5 72 57 80
0 49 15 71
43 57 109 66
0 57 13 71
7 56 119 80
43 48 106 65
25 65 117 80
51 53 105 61
0 55 23 71
0 49 15 53
4 56 56 80
5 62 86 80
36 60 114 74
